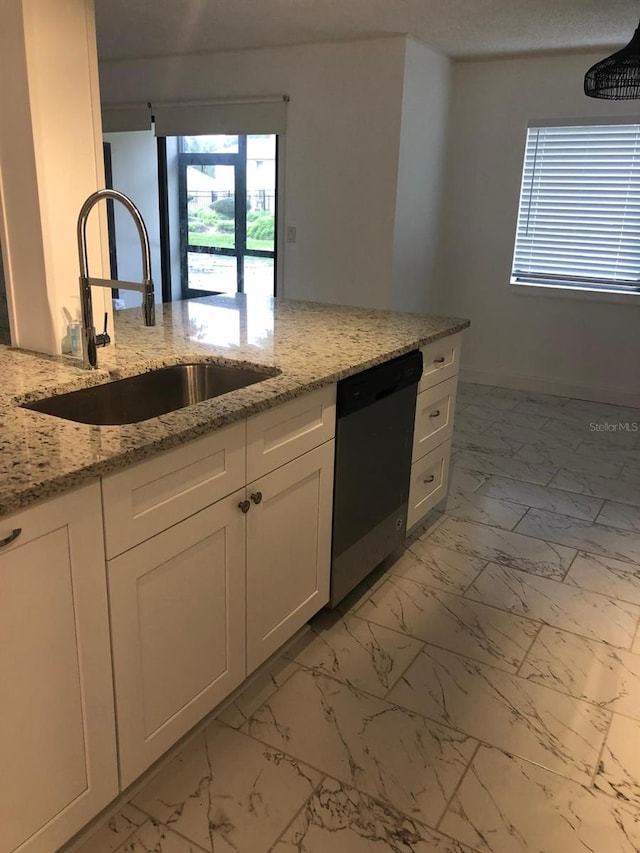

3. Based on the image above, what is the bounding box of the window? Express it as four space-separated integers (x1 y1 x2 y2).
511 122 640 294
178 134 277 298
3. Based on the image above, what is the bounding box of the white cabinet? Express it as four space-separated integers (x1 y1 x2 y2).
246 440 334 673
107 491 247 788
407 337 462 533
0 483 117 853
102 422 246 559
418 333 462 392
247 385 335 481
407 441 451 531
413 376 458 459
103 388 337 785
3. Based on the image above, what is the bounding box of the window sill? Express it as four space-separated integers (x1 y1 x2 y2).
509 280 640 307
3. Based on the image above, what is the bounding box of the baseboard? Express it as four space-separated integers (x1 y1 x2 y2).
459 366 640 408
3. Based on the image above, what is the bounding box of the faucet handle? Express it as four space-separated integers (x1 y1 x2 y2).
96 312 111 348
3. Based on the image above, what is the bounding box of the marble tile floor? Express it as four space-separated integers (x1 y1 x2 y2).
73 383 640 853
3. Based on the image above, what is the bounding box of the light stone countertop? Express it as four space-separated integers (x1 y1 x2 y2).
0 294 469 518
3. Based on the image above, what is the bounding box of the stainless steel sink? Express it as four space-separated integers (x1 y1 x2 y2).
23 362 278 425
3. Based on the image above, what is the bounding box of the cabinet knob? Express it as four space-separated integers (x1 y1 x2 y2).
434 356 446 364
250 492 263 505
423 475 436 484
238 500 251 514
429 409 441 418
0 528 21 548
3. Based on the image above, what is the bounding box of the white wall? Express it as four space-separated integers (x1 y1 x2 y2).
103 130 162 309
99 38 407 310
436 51 640 406
0 0 110 355
391 38 451 314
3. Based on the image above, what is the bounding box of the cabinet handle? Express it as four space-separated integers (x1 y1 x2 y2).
238 500 251 514
429 409 441 418
434 356 446 364
0 528 22 548
250 492 263 505
423 475 436 484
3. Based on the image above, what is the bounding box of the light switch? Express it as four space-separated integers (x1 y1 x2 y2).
286 226 297 243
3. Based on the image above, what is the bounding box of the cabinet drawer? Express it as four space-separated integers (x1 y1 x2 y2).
419 334 462 391
247 385 336 481
102 421 246 559
413 377 458 461
407 441 450 531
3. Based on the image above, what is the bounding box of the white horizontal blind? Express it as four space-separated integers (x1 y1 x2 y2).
512 123 640 292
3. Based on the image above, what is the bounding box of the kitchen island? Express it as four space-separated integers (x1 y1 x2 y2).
0 294 468 517
0 294 468 853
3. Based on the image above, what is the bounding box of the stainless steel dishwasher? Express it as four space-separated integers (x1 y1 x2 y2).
329 349 423 607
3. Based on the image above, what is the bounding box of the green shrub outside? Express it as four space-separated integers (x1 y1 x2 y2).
247 216 274 240
211 196 236 218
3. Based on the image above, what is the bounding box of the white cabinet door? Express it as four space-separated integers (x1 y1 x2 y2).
108 490 247 788
413 376 458 461
246 441 334 673
407 440 451 531
0 483 117 853
247 385 336 481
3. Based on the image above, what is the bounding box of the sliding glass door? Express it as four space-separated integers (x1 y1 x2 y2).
178 134 276 298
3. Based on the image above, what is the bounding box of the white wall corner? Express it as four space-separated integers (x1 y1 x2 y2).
391 38 451 315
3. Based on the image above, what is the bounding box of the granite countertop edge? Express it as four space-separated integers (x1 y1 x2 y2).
0 298 469 519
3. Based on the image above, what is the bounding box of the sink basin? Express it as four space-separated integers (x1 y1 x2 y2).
23 362 278 425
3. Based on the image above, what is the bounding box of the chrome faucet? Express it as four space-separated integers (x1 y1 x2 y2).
77 188 155 369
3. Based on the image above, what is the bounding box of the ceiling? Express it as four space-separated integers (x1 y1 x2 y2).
95 0 637 62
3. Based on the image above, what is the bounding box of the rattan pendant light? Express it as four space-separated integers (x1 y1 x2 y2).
585 19 640 99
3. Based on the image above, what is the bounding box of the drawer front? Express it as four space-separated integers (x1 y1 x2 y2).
413 377 458 461
419 334 462 391
247 385 336 481
102 421 246 559
407 441 451 531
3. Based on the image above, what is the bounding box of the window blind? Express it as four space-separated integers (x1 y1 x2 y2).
102 103 152 133
151 97 288 138
511 123 640 292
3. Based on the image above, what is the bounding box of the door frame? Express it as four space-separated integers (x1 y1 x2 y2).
178 135 278 299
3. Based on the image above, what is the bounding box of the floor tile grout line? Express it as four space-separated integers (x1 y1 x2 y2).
407 533 640 620
462 574 640 648
305 601 640 719
559 548 582 583
81 809 148 853
564 545 640 575
379 636 427 702
588 711 614 791
268 632 619 754
514 622 545 677
630 612 640 655
369 562 544 631
474 478 607 523
434 742 482 833
460 560 492 596
436 514 640 584
115 808 211 853
265 775 326 853
513 510 640 565
241 693 611 803
217 655 304 732
544 469 640 510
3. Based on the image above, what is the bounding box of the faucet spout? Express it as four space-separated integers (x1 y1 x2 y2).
76 188 155 369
